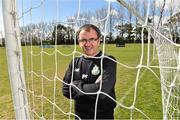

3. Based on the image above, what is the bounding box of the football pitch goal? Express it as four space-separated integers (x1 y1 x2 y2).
1 0 180 119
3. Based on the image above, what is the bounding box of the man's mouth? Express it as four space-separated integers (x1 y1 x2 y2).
85 47 92 51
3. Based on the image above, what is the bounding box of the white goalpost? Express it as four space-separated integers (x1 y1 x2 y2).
2 0 29 119
2 0 180 119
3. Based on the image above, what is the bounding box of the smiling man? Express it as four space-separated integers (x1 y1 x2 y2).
77 24 101 56
62 24 117 119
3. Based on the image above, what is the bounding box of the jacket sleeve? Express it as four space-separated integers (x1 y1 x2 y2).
62 59 77 99
63 56 116 100
100 56 116 99
71 56 116 100
62 58 99 99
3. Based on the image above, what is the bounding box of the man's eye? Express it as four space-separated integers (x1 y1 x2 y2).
89 38 98 41
79 39 86 42
89 38 95 41
79 38 98 43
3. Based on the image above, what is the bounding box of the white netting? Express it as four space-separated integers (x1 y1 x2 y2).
153 28 180 119
6 0 180 119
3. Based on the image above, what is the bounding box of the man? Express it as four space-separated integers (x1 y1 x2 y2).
62 24 117 119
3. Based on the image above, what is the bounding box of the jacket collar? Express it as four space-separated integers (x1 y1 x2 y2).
82 51 102 59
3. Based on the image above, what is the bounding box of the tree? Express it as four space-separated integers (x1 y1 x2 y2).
52 24 67 45
52 24 75 45
134 0 140 42
66 26 75 44
151 0 156 26
142 0 148 18
115 5 125 41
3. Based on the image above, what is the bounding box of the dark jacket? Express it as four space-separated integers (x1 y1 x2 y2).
62 51 116 116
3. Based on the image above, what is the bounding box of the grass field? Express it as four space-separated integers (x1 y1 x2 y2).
0 47 15 118
0 44 163 119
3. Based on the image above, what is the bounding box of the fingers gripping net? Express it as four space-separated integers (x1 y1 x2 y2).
10 0 180 119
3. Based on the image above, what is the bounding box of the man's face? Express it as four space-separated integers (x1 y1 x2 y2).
78 28 100 56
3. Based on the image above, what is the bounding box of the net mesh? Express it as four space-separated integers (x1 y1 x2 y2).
12 0 180 119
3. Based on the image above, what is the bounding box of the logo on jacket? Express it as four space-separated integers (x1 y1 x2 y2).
91 65 100 75
82 74 88 79
74 68 80 72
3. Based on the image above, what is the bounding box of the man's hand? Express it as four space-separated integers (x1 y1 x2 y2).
95 75 102 83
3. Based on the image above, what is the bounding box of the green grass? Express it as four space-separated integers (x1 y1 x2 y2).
0 44 163 119
0 47 15 119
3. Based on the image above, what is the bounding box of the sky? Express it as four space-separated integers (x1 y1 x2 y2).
0 0 116 38
0 0 179 38
17 0 115 23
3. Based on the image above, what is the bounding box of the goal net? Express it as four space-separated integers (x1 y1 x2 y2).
2 0 180 119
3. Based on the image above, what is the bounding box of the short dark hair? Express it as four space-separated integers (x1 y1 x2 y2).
76 24 101 40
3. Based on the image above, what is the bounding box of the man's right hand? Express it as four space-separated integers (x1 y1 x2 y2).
95 75 102 83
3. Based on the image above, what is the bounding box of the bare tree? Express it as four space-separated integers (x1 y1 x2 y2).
142 0 148 18
134 0 140 42
116 4 125 39
151 0 156 26
157 0 166 29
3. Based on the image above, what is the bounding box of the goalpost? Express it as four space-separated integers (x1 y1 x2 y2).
2 0 180 119
2 0 29 119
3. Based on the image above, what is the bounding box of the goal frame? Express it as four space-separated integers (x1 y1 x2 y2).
2 0 30 119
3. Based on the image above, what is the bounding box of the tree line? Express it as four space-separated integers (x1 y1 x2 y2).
1 0 179 47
